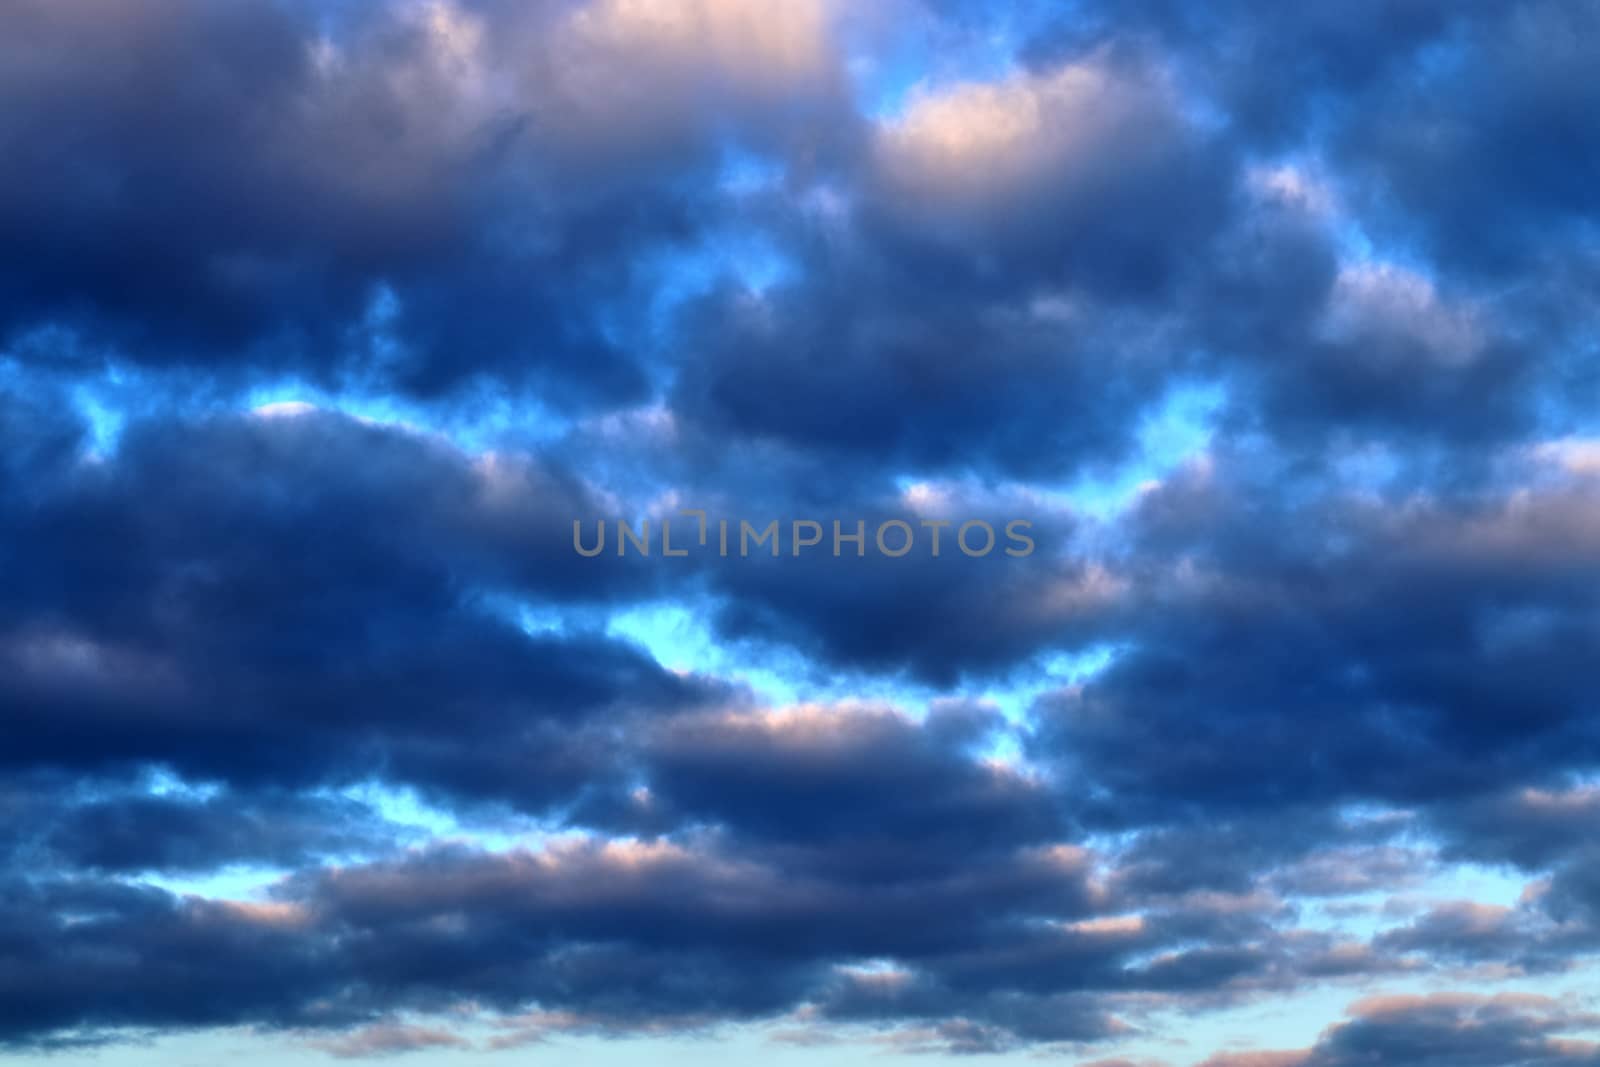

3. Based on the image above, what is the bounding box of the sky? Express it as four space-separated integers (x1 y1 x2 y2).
2 0 1600 1064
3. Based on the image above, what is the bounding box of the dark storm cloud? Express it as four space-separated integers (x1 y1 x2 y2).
0 834 1084 1047
0 828 1408 1052
0 876 355 1046
547 401 1114 685
1194 994 1600 1067
669 48 1230 479
1334 0 1600 275
1 781 403 874
1544 850 1600 931
299 837 1094 977
3 0 1600 1058
0 403 721 811
1004 0 1586 453
669 267 1178 478
0 400 657 609
693 503 1101 686
1104 813 1420 900
662 57 1558 487
1433 787 1600 872
3 0 1568 473
609 700 1066 874
1189 213 1541 454
1017 0 1481 148
1014 0 1590 241
0 0 849 404
1032 454 1600 829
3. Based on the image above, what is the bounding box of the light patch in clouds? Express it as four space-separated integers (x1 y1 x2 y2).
1320 262 1487 368
570 0 834 90
1533 438 1600 476
876 55 1161 213
1249 162 1338 218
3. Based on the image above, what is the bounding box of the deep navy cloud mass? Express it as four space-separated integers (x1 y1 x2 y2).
1 0 1599 1063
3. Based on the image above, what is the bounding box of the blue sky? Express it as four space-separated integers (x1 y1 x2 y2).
3 1 1600 1064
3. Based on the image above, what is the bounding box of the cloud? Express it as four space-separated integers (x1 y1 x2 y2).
0 405 719 813
2 784 404 874
1033 453 1600 828
2 0 1600 1059
870 49 1229 294
309 1022 472 1059
0 0 847 402
1194 994 1600 1067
